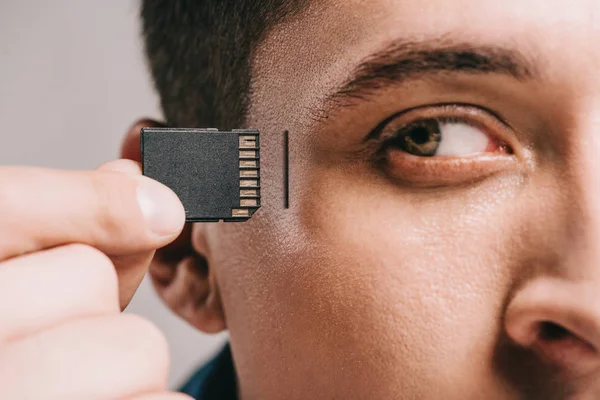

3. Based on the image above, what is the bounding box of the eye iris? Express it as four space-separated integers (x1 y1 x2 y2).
395 119 442 157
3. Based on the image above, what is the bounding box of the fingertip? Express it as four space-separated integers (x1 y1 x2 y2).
135 176 186 241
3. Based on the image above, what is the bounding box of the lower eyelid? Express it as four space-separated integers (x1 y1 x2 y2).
383 152 519 187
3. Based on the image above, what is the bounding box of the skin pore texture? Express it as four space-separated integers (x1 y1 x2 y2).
152 0 600 399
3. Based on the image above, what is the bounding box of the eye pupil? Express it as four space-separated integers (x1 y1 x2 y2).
394 119 442 157
410 126 431 145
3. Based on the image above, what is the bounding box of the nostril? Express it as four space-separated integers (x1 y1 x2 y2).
505 279 600 376
531 321 599 374
539 321 571 341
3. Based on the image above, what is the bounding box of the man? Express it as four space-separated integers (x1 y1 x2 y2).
3 0 600 398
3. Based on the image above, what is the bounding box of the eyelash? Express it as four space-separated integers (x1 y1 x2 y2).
369 102 509 141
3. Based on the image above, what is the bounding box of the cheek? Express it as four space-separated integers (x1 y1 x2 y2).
293 165 518 367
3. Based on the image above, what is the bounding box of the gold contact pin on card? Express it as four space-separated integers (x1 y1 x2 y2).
240 179 258 187
232 208 250 217
239 150 257 158
240 160 257 168
240 199 259 207
240 170 259 178
239 136 258 149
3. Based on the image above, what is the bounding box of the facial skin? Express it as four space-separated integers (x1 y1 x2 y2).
134 0 600 398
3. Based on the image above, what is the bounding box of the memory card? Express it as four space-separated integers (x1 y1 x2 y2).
141 128 260 222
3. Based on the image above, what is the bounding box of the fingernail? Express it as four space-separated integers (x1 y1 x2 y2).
136 178 185 236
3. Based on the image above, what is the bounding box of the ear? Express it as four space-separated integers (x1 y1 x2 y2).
121 119 227 334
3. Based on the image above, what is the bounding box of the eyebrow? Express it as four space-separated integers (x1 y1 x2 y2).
316 38 538 118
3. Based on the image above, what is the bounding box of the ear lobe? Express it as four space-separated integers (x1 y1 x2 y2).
150 227 226 334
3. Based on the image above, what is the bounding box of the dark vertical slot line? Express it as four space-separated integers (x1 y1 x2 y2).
284 130 289 209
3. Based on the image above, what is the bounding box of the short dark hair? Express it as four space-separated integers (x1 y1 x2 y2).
141 0 307 129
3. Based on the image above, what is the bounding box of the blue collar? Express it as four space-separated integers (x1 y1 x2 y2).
179 343 238 400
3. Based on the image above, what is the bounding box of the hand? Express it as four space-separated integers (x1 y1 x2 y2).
0 161 192 400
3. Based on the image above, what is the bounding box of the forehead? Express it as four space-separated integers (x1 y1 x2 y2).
264 0 600 60
248 0 600 128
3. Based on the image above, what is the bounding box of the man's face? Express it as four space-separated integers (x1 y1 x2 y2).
196 0 600 398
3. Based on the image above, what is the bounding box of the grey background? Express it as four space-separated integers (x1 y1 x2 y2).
0 0 227 388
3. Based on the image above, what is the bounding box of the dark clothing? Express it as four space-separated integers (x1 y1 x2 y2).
178 344 238 400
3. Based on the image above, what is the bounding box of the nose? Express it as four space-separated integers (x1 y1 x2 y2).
505 277 600 377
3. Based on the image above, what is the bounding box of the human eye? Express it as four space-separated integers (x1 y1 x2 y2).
368 104 518 187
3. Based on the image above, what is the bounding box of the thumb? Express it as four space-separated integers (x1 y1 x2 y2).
95 158 183 310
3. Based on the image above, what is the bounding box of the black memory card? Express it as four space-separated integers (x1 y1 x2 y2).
141 128 260 222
